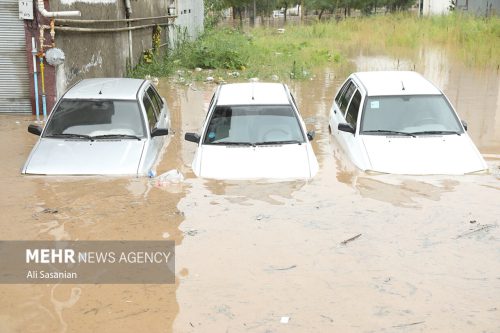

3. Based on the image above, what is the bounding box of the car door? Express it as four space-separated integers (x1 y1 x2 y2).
330 79 357 151
341 89 363 164
140 85 169 174
147 85 170 130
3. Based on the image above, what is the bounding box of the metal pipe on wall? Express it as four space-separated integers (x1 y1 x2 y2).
124 0 134 69
37 0 81 17
39 55 47 119
54 23 172 33
56 15 176 24
31 38 40 121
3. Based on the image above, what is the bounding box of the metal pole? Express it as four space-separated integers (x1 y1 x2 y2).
31 37 40 121
124 0 134 69
39 55 47 120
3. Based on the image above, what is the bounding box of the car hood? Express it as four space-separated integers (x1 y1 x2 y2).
23 139 146 175
361 134 487 175
195 143 318 180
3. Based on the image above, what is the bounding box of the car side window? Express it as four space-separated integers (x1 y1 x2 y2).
335 81 356 116
290 93 298 109
345 90 362 129
205 93 216 120
146 86 162 116
143 94 157 131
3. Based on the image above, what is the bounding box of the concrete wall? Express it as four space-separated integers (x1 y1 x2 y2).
42 0 203 98
456 0 500 15
169 0 204 47
422 0 450 15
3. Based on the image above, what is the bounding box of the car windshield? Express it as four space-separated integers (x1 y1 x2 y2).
361 95 463 135
203 105 305 145
43 99 146 138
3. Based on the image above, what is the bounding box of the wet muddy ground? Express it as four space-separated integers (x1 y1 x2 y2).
0 51 499 332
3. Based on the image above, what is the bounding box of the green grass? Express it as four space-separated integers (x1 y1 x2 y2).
129 13 500 81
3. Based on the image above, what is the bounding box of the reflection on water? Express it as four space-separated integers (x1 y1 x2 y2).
0 44 499 332
355 177 460 208
202 179 305 204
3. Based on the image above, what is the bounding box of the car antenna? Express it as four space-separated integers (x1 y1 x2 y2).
401 80 405 91
251 82 255 101
99 84 104 95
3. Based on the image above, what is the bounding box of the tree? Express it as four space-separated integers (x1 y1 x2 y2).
224 0 251 25
307 0 337 20
383 0 415 12
205 0 230 28
277 0 290 21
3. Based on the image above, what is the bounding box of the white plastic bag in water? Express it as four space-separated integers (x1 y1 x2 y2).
155 169 184 186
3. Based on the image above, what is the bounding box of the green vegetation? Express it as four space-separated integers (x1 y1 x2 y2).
128 13 500 82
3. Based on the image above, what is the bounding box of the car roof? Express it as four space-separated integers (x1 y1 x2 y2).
216 83 290 106
352 71 441 96
63 78 146 100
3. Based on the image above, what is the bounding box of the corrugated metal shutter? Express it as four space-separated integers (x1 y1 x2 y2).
0 1 31 113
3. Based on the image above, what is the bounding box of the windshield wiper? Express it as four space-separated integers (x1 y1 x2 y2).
211 141 254 146
91 134 142 140
410 130 462 136
363 130 416 137
254 140 303 146
45 133 92 140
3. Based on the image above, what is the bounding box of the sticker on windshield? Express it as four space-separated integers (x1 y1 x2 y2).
370 101 380 109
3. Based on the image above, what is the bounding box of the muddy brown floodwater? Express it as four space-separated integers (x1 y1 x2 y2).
0 50 499 333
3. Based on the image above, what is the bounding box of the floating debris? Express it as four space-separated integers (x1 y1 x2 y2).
320 314 334 323
270 265 297 271
340 233 362 245
456 224 497 239
184 229 199 236
392 321 425 328
255 214 270 221
155 169 184 186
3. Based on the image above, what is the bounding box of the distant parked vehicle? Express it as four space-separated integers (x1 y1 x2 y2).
185 82 319 180
328 71 487 175
23 78 170 176
272 5 300 17
272 9 284 17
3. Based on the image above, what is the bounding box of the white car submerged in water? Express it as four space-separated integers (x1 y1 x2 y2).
329 71 487 175
22 78 170 176
185 82 319 180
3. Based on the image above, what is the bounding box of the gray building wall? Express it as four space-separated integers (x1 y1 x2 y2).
456 0 500 15
47 0 203 96
171 0 204 43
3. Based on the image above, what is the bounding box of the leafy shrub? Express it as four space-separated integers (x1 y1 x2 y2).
176 28 249 69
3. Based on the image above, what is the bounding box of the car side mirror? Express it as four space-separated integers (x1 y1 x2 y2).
461 120 468 131
307 130 315 141
151 127 169 137
185 132 200 143
338 123 355 134
28 124 42 136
